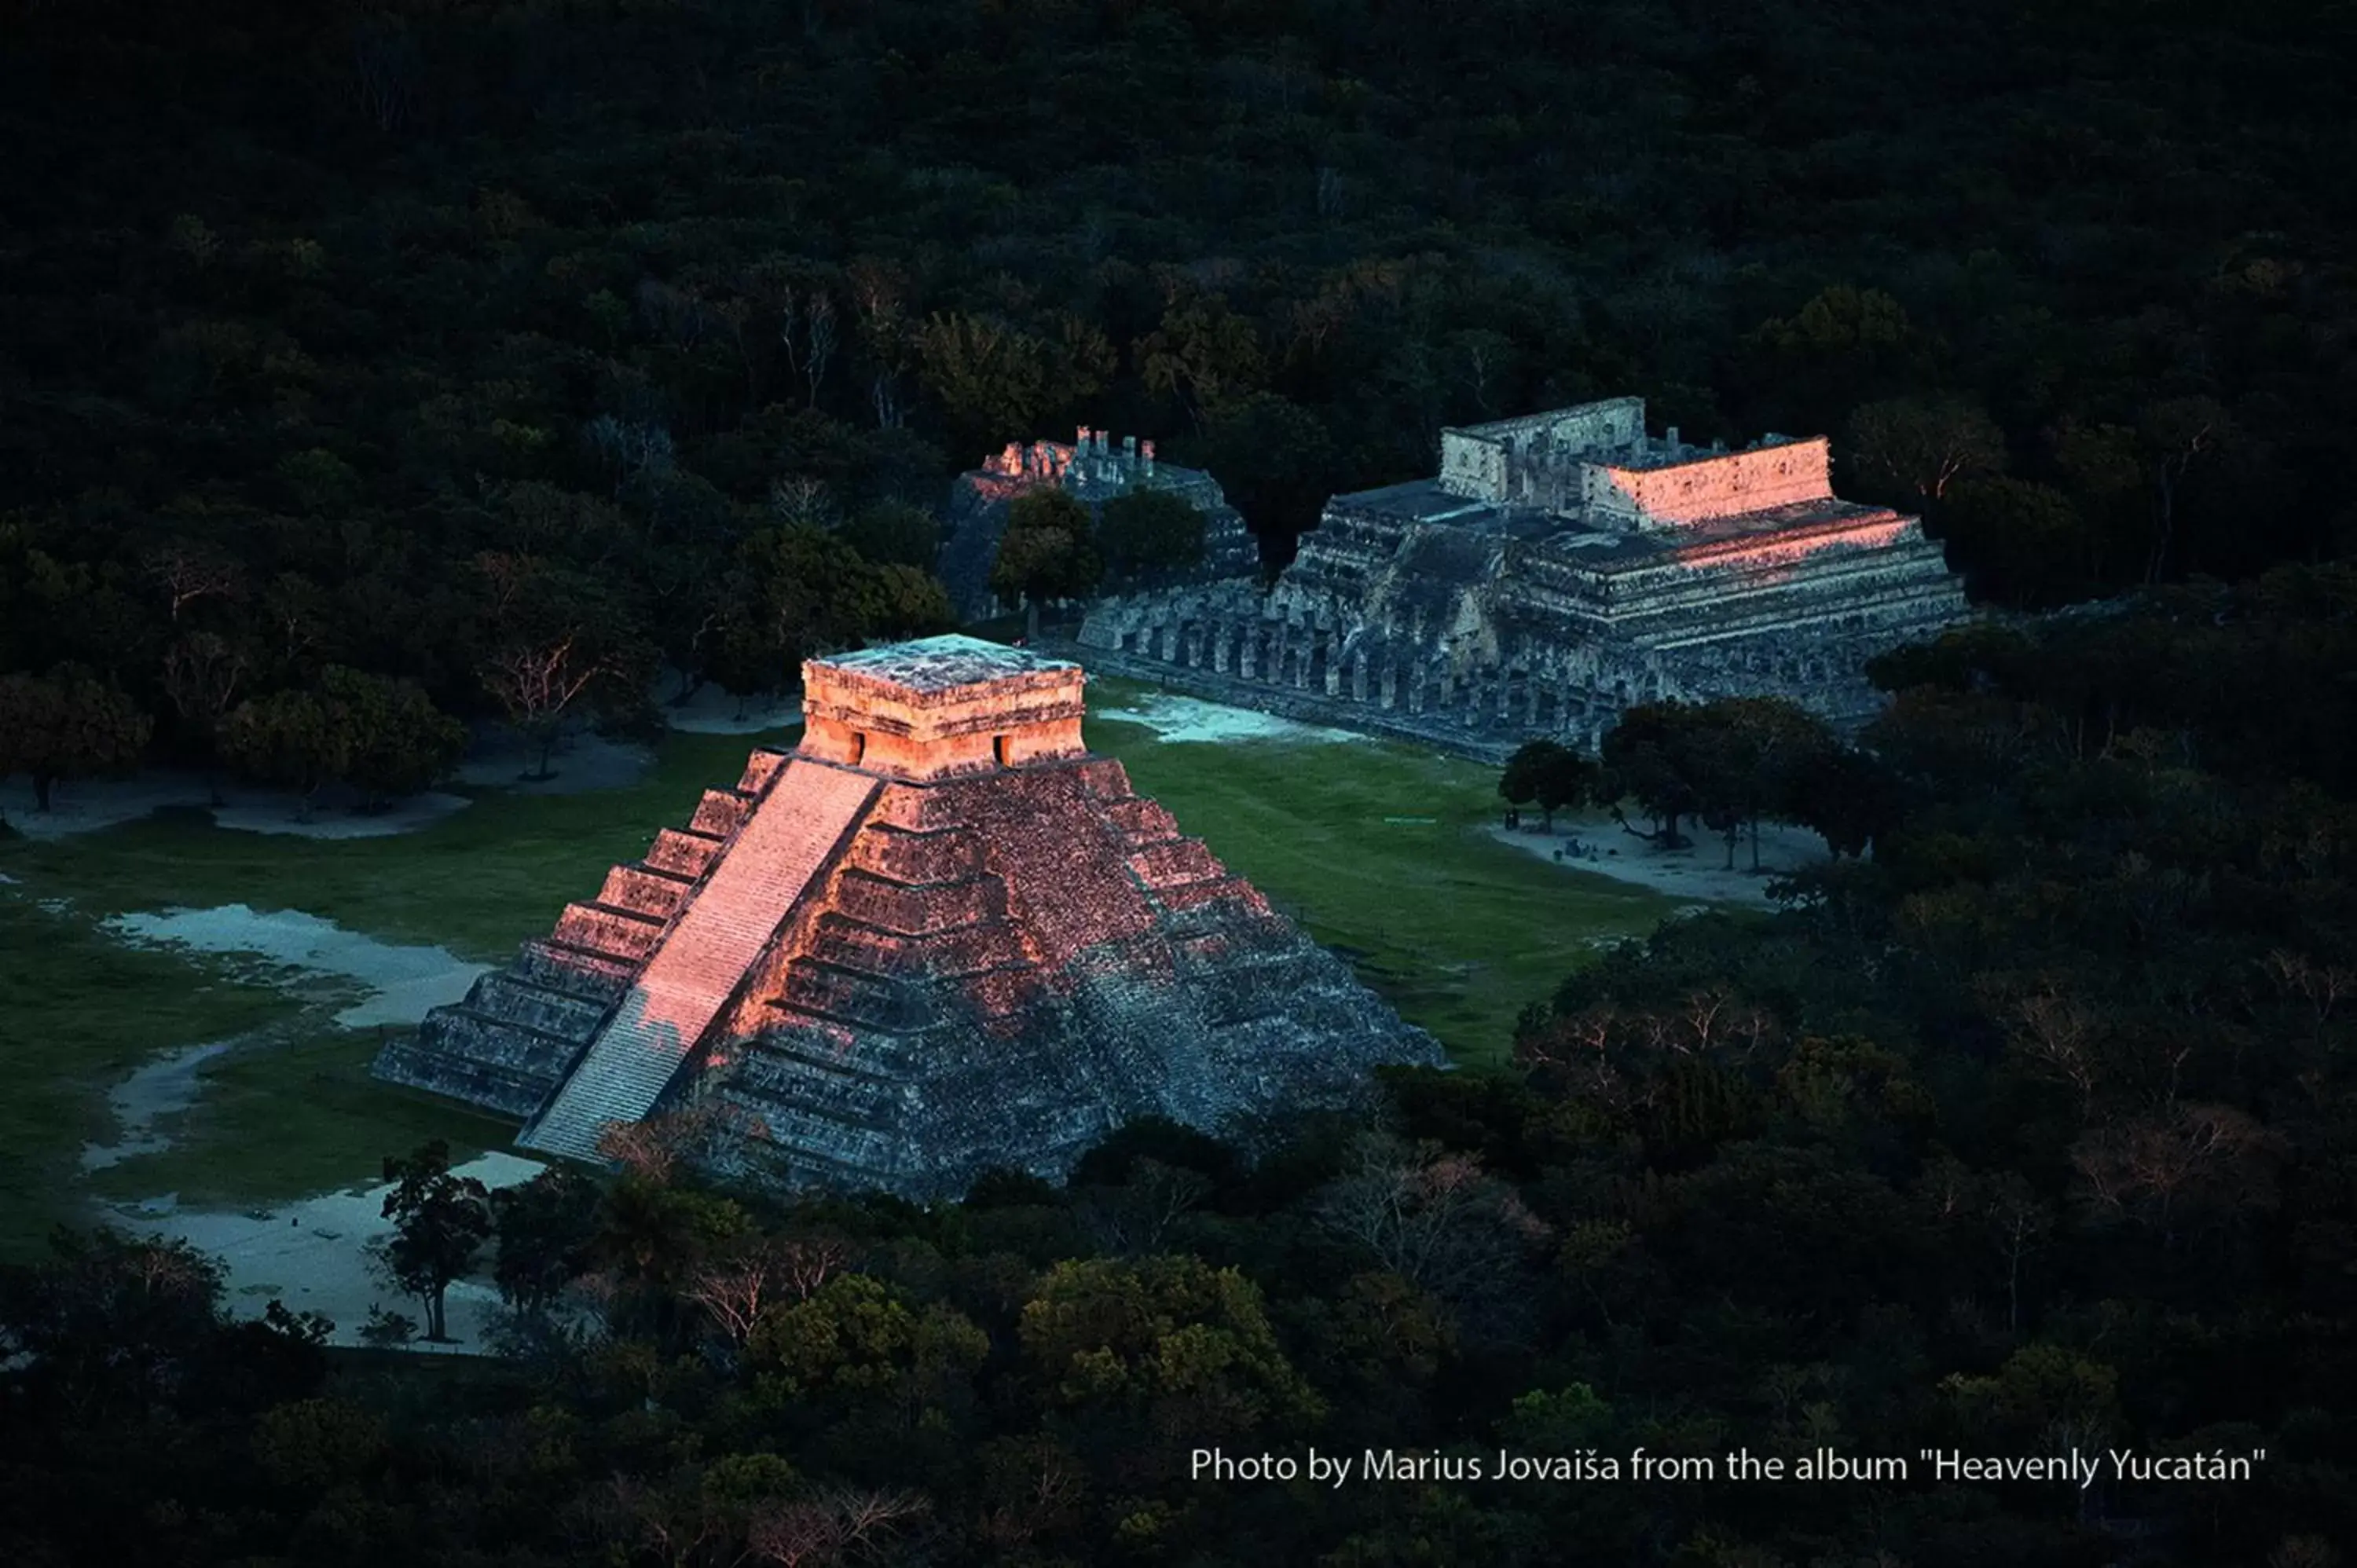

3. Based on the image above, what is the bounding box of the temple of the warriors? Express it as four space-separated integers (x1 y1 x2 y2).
373 636 1438 1199
1077 397 1970 755
937 427 1260 620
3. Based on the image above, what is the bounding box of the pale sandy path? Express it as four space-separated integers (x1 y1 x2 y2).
1486 816 1829 909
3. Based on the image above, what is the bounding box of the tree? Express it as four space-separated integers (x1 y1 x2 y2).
488 1167 603 1318
990 489 1102 639
1499 738 1596 833
2138 396 2231 583
1314 1135 1550 1313
1683 698 1840 870
373 1140 493 1343
1599 702 1709 848
1784 742 1898 858
1018 1255 1321 1457
218 689 351 819
480 634 617 781
1098 488 1207 583
838 500 942 570
1937 476 2095 607
321 665 466 806
915 313 1049 454
159 632 251 792
855 563 955 641
1138 294 1266 428
1191 391 1338 557
709 526 878 694
1844 396 2004 503
0 1227 227 1416
144 538 242 624
0 669 152 814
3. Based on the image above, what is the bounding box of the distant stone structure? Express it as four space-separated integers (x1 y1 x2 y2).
937 428 1260 621
1078 397 1970 755
374 636 1437 1200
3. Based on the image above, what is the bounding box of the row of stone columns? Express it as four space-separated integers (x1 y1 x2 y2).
1117 607 1648 746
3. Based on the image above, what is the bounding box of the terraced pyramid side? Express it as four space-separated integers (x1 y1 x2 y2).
671 753 1442 1201
370 746 796 1118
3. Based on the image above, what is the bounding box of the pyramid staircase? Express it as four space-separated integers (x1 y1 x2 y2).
518 758 880 1162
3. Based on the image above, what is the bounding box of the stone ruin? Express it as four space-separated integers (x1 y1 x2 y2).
937 427 1261 621
1078 397 1970 757
373 636 1439 1200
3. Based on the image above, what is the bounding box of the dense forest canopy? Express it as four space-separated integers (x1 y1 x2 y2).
5 2 2357 1564
4 0 2355 771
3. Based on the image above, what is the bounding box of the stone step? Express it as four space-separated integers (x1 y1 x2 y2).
598 864 697 921
466 973 614 1039
552 901 665 962
644 827 725 880
519 940 640 1000
689 788 756 837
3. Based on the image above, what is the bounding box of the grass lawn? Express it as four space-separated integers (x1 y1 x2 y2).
0 727 786 1255
1083 681 1688 1065
0 690 1695 1254
0 728 783 962
0 898 301 1254
79 1024 519 1214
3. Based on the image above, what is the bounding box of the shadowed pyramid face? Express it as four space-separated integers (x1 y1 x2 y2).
797 635 1089 782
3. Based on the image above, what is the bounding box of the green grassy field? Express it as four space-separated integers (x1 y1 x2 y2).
1085 684 1683 1061
0 691 1692 1256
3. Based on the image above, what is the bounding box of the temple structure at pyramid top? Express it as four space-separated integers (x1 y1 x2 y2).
374 635 1441 1199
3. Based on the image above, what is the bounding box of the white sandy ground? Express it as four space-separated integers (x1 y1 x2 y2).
1487 816 1831 909
457 727 656 793
661 675 803 735
80 1038 241 1174
1095 692 1370 746
0 772 473 841
101 905 489 1028
112 1152 548 1354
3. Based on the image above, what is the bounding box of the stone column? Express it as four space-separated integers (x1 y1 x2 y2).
1182 623 1204 669
1211 623 1233 674
1349 651 1368 704
1322 639 1343 697
1379 661 1398 711
1238 629 1259 681
1156 622 1178 663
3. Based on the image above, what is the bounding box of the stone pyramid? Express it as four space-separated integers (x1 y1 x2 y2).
374 636 1441 1199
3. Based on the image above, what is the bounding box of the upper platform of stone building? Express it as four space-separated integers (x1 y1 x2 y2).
800 636 1087 782
976 427 1199 500
1421 396 1840 533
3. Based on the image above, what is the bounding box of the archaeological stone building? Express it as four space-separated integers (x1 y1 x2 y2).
937 428 1260 621
1077 397 1970 757
373 636 1438 1200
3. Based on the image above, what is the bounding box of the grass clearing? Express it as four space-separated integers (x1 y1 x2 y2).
0 728 783 960
0 690 1697 1254
82 1025 515 1214
0 899 299 1254
0 727 785 1255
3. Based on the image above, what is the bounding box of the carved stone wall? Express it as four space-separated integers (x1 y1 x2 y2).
1079 397 1972 749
